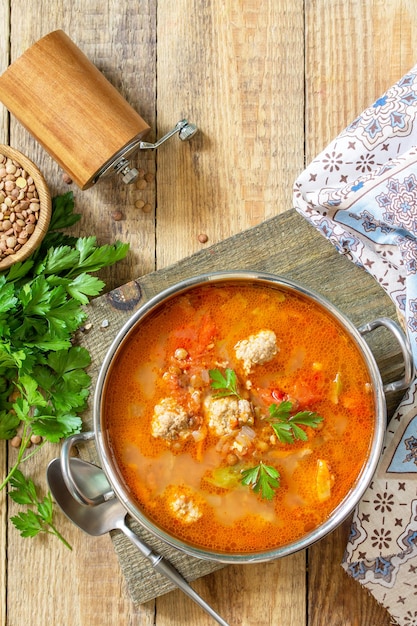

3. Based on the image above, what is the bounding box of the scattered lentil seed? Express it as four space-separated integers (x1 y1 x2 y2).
30 434 43 445
198 233 209 243
144 172 154 183
0 152 40 261
62 172 73 184
10 435 22 448
111 210 123 221
134 199 145 210
142 202 152 213
136 178 147 190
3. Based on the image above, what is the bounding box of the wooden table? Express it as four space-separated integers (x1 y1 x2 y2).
0 1 415 624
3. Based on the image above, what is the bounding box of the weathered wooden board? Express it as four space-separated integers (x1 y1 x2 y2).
0 2 8 624
76 208 402 604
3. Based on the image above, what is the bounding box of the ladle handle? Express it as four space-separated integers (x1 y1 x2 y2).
120 520 230 626
61 432 113 506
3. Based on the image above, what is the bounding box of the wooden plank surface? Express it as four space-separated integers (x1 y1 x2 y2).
0 2 8 625
0 1 415 625
155 0 305 267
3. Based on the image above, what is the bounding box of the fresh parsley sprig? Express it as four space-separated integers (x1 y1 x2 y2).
241 462 280 500
266 400 323 444
9 469 71 549
209 368 242 399
0 192 130 545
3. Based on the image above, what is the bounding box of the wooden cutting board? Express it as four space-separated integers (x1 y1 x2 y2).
75 208 403 605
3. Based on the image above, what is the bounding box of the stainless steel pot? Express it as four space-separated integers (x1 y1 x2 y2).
60 271 414 563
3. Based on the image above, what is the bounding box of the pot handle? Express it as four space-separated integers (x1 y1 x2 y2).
60 431 114 506
358 317 415 393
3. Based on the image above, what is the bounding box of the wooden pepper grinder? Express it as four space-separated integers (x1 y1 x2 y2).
0 30 197 190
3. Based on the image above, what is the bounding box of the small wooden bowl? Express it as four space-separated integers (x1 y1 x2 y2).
0 144 52 270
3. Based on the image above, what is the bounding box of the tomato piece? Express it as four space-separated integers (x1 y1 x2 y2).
169 312 217 356
253 387 287 408
196 313 217 352
292 371 326 407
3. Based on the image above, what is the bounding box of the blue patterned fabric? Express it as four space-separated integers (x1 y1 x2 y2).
293 66 417 626
294 65 417 364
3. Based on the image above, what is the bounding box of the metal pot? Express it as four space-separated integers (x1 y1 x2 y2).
60 271 414 563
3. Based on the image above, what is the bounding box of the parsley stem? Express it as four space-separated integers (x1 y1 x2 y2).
45 524 73 551
0 426 32 491
0 424 48 491
20 438 47 463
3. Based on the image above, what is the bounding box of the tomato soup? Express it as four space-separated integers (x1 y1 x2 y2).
103 281 375 554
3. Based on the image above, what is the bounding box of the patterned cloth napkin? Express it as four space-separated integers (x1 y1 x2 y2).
293 66 417 626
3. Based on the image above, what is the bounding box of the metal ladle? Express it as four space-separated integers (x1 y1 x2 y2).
46 457 229 626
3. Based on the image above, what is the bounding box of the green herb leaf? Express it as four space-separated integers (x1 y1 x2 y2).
48 192 81 231
40 245 81 275
0 410 20 439
0 344 27 371
11 509 44 538
0 192 129 547
266 401 323 444
209 368 242 399
4 259 35 283
46 346 91 377
0 279 18 313
9 469 37 505
66 273 106 304
9 471 71 548
36 492 53 523
31 413 83 443
16 375 48 408
241 462 280 500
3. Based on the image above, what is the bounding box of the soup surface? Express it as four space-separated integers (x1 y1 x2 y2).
103 281 375 554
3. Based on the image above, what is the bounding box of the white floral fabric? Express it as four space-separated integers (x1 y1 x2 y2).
293 65 417 626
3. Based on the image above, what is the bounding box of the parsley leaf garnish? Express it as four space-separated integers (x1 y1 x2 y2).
241 462 280 500
209 368 242 399
0 192 129 546
9 470 71 549
266 400 323 444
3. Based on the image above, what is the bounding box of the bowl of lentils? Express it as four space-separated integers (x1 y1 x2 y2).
0 144 52 270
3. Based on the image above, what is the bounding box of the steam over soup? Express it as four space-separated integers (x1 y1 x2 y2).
103 281 375 554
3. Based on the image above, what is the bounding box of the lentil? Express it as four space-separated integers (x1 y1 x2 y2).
0 152 40 260
111 210 123 221
136 178 147 190
198 233 209 243
174 348 188 360
10 435 22 448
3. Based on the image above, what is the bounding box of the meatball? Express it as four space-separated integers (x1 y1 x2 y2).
152 397 195 440
204 395 254 436
169 491 202 524
234 329 278 374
